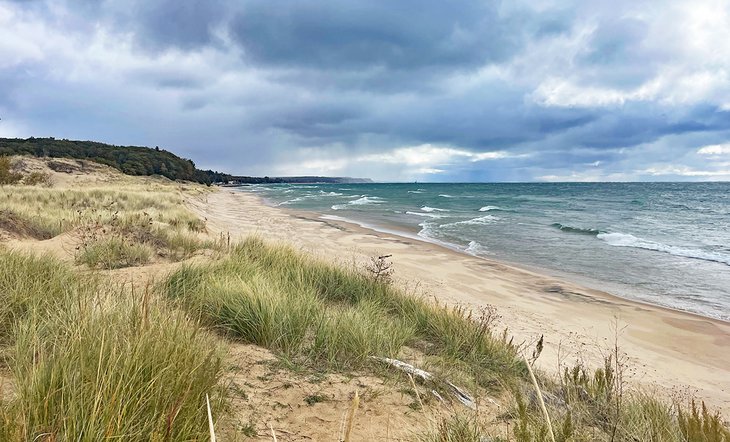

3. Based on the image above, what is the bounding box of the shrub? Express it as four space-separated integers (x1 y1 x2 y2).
22 171 53 187
0 157 22 185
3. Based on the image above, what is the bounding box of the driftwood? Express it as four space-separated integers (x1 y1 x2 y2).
371 356 496 410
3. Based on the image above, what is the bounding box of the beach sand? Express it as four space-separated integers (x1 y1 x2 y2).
190 188 730 414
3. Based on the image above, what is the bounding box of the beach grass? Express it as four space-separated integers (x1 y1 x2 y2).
75 236 153 268
165 237 730 441
0 249 225 441
163 236 526 386
0 184 206 239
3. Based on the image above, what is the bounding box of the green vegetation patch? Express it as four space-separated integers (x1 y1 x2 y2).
163 237 525 388
0 250 225 441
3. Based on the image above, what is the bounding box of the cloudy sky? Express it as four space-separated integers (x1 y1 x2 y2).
1 0 730 181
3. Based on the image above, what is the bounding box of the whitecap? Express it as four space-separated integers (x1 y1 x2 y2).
421 206 449 212
465 241 491 256
331 195 384 210
441 215 500 227
405 211 444 218
597 232 730 266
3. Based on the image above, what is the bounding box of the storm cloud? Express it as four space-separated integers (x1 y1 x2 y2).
1 0 729 181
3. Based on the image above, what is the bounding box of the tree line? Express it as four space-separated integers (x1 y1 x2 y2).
0 137 231 184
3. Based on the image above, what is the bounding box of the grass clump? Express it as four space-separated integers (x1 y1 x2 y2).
679 399 730 442
0 249 225 441
420 414 486 442
0 250 87 344
163 237 524 385
75 236 152 269
0 210 57 240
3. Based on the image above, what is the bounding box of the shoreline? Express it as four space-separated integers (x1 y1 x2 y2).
310 208 730 328
191 188 730 414
261 191 730 327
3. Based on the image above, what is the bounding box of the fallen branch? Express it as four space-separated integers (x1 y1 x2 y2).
371 356 488 410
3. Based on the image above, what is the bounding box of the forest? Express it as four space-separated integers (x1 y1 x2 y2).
0 137 231 184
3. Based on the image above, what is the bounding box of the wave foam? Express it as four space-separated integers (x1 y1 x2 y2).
465 241 491 256
421 206 449 212
442 215 499 227
406 211 443 218
478 205 502 212
597 232 730 266
331 195 384 210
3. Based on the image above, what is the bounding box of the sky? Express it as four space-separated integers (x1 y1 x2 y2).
1 0 730 182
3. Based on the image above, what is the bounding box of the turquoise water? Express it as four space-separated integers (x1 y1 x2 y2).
242 182 730 321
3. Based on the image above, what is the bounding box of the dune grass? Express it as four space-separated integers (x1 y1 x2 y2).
163 237 525 389
75 236 153 269
0 171 215 267
0 249 225 441
0 184 206 239
0 251 86 345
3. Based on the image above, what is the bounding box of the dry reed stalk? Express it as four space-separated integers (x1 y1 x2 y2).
524 356 556 442
269 423 278 442
344 390 360 442
408 373 424 410
206 393 216 442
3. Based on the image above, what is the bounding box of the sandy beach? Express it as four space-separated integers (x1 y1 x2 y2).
190 188 730 414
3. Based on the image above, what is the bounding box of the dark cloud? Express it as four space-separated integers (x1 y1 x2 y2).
128 0 227 50
1 0 729 181
230 0 519 71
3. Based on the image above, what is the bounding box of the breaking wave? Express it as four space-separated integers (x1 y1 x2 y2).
331 196 385 210
597 232 730 266
551 223 604 236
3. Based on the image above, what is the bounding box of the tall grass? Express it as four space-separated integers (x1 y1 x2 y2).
163 237 524 385
0 184 205 239
0 250 225 441
0 251 85 344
